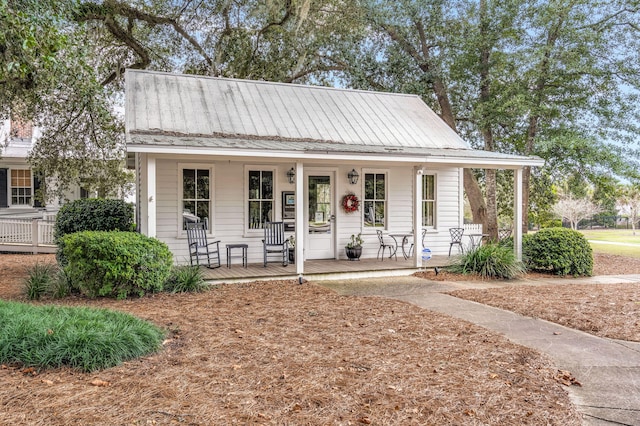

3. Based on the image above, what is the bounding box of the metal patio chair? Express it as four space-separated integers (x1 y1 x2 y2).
263 221 289 267
498 228 512 241
186 222 221 268
407 229 427 258
376 230 397 261
448 227 465 256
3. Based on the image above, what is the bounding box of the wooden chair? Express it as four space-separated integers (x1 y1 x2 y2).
263 221 289 267
186 222 221 268
449 227 465 256
376 230 396 261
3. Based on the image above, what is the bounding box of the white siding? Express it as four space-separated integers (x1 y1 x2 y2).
146 156 463 265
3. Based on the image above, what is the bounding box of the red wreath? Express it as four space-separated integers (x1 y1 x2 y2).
342 193 360 213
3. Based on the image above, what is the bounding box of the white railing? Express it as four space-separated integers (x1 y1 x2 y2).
463 223 483 234
0 218 56 253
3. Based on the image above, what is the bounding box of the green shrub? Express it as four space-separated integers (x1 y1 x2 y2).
540 219 562 229
165 265 207 293
60 231 173 299
50 269 74 299
0 300 164 372
54 198 134 242
523 227 593 276
24 263 56 300
448 243 526 279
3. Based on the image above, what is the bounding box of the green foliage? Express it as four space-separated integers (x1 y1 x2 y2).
164 265 207 293
54 198 134 241
541 219 562 229
23 263 76 300
23 263 56 300
345 233 364 248
523 228 593 276
448 243 526 279
0 300 164 372
60 231 173 299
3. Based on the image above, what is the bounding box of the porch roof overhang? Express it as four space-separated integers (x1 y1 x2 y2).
127 133 545 169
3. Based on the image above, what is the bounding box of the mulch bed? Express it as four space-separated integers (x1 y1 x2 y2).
0 254 582 425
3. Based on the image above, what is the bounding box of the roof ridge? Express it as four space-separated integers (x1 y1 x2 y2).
125 69 422 99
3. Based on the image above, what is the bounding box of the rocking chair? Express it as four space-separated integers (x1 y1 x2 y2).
263 221 289 267
186 222 221 268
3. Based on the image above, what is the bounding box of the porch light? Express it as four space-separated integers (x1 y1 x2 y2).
348 168 359 185
287 167 296 184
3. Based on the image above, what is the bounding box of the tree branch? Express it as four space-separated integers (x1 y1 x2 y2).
75 0 217 81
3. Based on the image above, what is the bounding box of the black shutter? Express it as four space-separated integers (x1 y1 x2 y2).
0 169 7 208
33 173 42 207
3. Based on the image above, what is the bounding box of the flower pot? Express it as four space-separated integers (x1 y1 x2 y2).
289 248 295 264
345 246 362 261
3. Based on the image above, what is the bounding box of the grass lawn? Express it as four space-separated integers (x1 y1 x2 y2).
579 228 640 244
577 229 640 258
589 242 640 258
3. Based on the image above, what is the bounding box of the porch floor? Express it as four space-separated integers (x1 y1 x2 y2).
201 255 452 284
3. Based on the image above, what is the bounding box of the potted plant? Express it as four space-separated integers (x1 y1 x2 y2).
288 236 295 263
345 233 364 260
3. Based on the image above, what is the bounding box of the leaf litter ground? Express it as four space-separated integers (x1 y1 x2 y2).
6 253 634 424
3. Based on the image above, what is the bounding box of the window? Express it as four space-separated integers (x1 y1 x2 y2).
364 172 386 228
10 118 33 139
248 170 273 229
422 174 436 227
11 169 32 206
182 168 210 230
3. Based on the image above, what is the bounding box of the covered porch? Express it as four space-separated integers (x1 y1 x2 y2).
201 255 451 284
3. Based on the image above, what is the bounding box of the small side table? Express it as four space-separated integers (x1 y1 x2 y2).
226 243 248 268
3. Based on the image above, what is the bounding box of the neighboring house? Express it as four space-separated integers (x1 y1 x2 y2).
0 118 88 218
125 69 543 275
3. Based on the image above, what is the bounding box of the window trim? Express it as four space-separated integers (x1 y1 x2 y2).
9 168 33 207
362 169 388 232
421 173 438 230
244 165 277 236
178 163 214 237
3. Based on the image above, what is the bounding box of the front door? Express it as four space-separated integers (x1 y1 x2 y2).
305 174 335 259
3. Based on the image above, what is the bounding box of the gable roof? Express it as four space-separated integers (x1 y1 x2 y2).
125 70 543 167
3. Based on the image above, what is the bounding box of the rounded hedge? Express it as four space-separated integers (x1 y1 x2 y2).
54 198 134 242
523 227 593 276
60 231 173 299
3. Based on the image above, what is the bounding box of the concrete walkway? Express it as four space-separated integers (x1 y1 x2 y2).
320 275 640 426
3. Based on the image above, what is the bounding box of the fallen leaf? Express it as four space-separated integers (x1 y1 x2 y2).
90 379 110 387
41 379 54 385
22 367 36 376
358 417 371 424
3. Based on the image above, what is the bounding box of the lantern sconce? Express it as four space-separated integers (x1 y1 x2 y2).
287 167 296 184
348 168 360 185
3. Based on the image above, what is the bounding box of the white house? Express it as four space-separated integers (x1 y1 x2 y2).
0 118 90 217
125 69 543 275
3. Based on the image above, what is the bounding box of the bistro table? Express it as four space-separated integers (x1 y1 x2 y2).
389 232 414 259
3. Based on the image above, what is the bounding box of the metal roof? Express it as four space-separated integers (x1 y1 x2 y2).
125 70 544 167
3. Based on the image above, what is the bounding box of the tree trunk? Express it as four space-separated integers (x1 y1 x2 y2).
478 0 498 241
381 18 487 226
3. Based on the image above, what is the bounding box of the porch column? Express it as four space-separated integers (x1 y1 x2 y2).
413 167 423 268
514 168 523 260
140 154 157 237
295 162 304 275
